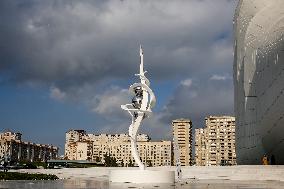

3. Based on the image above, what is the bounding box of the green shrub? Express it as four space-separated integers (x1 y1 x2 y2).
0 172 59 180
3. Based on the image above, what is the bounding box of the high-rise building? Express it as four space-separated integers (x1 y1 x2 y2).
64 130 172 167
195 116 236 166
234 0 284 165
172 118 193 166
0 131 58 162
194 128 206 166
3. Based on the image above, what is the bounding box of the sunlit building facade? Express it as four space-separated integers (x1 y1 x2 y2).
172 119 193 166
0 131 58 162
195 116 236 166
65 130 172 167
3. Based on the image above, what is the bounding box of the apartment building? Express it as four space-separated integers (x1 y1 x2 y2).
65 130 172 167
0 131 58 162
194 128 206 166
172 118 193 166
195 116 236 166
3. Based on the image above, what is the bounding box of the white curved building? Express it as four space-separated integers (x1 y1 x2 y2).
234 0 284 164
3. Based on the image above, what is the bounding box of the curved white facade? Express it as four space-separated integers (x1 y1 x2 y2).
234 0 284 164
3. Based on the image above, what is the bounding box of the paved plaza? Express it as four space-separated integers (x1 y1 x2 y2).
1 179 284 189
12 166 284 181
3 166 283 188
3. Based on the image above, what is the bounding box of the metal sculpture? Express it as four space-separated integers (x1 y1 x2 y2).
109 46 174 184
121 45 156 170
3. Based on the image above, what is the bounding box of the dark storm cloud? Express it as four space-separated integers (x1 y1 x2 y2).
0 0 236 83
161 77 234 130
0 0 237 135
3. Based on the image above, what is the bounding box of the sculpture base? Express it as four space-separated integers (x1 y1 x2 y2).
109 169 175 184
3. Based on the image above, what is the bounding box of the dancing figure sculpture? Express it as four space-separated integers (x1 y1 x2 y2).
121 45 156 170
109 46 174 183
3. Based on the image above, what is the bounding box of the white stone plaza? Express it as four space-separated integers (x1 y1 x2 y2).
9 166 284 188
11 166 284 181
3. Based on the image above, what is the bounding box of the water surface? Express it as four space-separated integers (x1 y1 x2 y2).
0 179 283 189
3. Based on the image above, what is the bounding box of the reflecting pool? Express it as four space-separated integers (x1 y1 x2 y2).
0 179 284 189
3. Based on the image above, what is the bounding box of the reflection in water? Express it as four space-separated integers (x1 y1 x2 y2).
0 179 284 189
109 182 175 189
64 179 108 189
0 179 108 189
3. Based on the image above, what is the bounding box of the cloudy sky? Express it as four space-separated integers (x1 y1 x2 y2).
0 0 237 154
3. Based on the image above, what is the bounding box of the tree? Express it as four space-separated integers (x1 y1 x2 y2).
104 154 118 167
146 160 152 167
110 156 118 167
104 154 111 167
128 159 134 167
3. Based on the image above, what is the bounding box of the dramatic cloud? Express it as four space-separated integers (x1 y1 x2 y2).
180 79 193 87
0 0 236 84
91 86 129 120
50 86 66 101
0 0 238 143
159 78 234 130
210 74 232 81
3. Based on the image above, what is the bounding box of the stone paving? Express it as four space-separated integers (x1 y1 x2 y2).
13 165 284 181
6 165 284 189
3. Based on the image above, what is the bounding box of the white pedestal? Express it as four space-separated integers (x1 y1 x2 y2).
109 169 175 184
